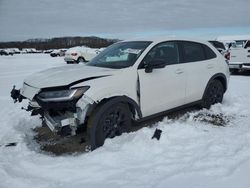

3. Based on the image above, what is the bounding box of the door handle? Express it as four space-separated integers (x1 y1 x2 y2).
175 69 184 74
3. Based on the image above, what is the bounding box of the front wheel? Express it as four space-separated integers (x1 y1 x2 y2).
201 80 224 109
87 102 132 150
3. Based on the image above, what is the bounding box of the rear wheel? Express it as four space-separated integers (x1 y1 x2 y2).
87 102 132 150
201 80 224 109
77 57 86 63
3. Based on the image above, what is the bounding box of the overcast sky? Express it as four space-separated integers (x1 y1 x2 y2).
0 0 250 41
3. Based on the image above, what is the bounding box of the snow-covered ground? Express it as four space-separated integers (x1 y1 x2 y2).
1 54 250 188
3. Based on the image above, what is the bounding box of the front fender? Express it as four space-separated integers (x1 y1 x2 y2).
84 93 142 120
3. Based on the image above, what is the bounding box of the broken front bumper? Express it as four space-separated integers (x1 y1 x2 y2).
40 96 94 136
44 111 78 135
11 86 94 136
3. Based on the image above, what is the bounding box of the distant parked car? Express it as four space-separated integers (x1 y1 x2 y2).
21 48 38 54
216 36 250 73
50 49 67 57
209 41 230 61
0 49 14 56
0 49 7 55
44 49 53 54
64 46 100 64
227 40 250 73
7 48 21 54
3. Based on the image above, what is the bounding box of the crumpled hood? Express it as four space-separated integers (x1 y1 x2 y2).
24 65 117 89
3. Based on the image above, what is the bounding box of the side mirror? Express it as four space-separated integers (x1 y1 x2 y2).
145 60 166 73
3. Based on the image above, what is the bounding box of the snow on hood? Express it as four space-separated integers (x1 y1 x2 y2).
24 65 116 89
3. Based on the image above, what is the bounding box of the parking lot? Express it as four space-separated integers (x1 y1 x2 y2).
1 54 250 187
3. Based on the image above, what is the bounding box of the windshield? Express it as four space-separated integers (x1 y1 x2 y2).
87 41 152 69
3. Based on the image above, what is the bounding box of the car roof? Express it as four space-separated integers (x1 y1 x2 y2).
122 36 210 45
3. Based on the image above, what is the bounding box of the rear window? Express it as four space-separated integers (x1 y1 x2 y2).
244 41 250 48
182 42 205 62
209 41 226 50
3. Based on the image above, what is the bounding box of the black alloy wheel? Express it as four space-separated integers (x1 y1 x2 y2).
202 79 224 109
87 103 132 150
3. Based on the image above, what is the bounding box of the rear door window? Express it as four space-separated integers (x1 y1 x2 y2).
181 41 206 63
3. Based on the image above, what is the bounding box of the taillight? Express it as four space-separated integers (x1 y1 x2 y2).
71 53 78 56
224 52 230 60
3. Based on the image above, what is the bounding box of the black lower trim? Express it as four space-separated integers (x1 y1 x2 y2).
137 100 202 123
87 96 142 120
36 98 78 112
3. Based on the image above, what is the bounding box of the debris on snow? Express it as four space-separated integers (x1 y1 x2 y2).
152 128 162 140
193 112 233 126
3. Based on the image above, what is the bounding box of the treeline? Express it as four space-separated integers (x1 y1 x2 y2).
0 36 119 50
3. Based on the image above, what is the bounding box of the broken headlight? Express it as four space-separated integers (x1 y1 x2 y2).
37 87 89 102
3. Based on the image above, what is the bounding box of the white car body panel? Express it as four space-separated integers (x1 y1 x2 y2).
185 49 228 103
20 83 40 100
73 67 138 106
23 65 117 91
138 65 186 117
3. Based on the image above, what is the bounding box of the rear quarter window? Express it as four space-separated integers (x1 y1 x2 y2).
203 44 217 59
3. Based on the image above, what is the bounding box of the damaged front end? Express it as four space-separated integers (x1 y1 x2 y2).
11 83 94 136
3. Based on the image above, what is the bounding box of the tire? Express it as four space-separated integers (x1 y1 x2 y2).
87 102 132 150
77 57 86 63
201 79 224 109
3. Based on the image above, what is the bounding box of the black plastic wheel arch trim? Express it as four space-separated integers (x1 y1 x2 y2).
202 73 227 100
86 96 142 120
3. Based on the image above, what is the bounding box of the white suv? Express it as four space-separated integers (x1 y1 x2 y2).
229 40 250 73
11 37 230 150
64 46 100 64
